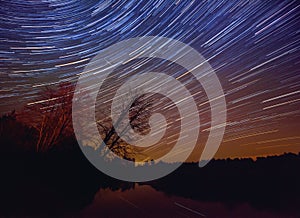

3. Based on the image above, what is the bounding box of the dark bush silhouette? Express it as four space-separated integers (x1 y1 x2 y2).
0 110 37 152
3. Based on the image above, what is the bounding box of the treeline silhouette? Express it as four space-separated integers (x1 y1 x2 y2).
146 154 300 213
1 111 300 216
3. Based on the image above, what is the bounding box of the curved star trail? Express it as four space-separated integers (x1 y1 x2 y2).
0 0 299 160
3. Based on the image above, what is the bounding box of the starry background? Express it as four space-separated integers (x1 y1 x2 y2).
0 0 299 160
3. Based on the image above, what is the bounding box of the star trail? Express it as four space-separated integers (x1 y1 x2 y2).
0 0 299 160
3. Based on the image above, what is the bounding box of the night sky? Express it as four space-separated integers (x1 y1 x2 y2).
0 0 299 160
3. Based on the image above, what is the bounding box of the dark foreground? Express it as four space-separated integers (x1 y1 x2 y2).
0 147 299 217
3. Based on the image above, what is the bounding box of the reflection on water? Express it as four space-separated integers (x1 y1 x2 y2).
80 184 286 217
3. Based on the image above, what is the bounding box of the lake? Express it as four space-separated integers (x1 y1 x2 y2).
80 184 291 217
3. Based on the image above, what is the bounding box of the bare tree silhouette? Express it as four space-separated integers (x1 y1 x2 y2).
20 82 153 160
96 91 153 162
21 82 74 152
